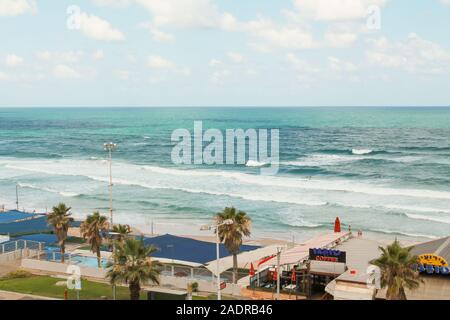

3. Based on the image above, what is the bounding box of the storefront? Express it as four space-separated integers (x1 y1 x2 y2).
375 236 450 300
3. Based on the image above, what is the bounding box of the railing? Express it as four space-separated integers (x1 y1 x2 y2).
0 240 44 255
0 248 41 262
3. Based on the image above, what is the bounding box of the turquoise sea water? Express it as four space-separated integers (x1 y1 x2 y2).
0 107 449 242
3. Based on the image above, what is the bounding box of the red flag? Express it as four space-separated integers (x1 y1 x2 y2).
249 263 255 276
334 217 341 233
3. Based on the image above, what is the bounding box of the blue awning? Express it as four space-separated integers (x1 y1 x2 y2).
142 234 259 265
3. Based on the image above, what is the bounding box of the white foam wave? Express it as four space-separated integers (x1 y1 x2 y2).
352 149 373 155
246 160 267 167
282 154 362 167
4 158 450 204
385 204 450 215
404 213 450 224
370 228 438 239
18 183 80 197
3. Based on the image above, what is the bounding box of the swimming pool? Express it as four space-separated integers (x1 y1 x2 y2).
70 255 110 269
46 249 110 269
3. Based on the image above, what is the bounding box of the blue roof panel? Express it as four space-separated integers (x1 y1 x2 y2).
142 234 259 265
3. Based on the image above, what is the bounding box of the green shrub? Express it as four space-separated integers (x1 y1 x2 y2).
1 270 33 280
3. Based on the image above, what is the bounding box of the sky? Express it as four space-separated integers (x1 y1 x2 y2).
0 0 450 107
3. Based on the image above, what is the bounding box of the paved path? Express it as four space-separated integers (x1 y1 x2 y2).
0 290 59 300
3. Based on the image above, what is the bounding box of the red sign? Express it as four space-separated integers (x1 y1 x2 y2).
220 282 226 290
315 256 338 262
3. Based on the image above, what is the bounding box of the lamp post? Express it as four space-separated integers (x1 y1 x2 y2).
200 219 233 300
107 230 120 300
103 142 117 226
15 184 19 210
276 247 283 300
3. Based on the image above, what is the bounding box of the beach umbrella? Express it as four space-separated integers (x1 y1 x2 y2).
334 217 341 233
249 263 255 276
291 269 296 283
272 269 278 281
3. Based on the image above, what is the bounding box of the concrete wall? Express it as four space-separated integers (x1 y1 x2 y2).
0 249 40 263
158 275 242 296
21 259 107 278
21 259 242 296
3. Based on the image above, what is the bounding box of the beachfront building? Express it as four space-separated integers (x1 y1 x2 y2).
375 236 450 300
248 231 352 299
325 235 450 300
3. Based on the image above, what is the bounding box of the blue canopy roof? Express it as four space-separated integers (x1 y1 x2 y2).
0 210 38 224
142 234 259 265
0 216 51 236
13 233 58 246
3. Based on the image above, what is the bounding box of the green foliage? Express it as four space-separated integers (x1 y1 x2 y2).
1 270 33 280
372 239 422 300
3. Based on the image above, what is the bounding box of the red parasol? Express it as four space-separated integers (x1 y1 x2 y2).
334 217 341 233
291 269 296 282
272 269 278 281
249 263 255 276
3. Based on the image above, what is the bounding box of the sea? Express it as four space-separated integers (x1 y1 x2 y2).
0 107 449 243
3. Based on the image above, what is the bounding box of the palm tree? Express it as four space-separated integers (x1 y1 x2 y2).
112 224 132 244
47 203 74 263
107 237 161 300
372 239 422 300
215 207 251 284
80 211 109 268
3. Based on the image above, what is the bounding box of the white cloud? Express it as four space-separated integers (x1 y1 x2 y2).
286 53 320 85
0 72 8 81
227 52 244 63
0 0 36 16
237 17 317 50
93 0 131 7
92 50 105 60
77 12 125 41
36 51 84 63
328 56 358 72
114 70 130 80
5 54 24 67
286 53 319 74
209 59 222 67
210 68 230 85
136 0 223 28
147 55 190 76
140 23 175 42
325 30 358 47
440 0 450 4
293 0 388 21
53 64 81 79
366 33 450 74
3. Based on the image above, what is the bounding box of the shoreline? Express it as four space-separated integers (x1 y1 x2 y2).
1 203 435 248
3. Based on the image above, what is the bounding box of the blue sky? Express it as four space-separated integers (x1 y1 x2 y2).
0 0 450 107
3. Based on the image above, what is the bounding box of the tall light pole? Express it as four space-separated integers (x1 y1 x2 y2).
276 247 282 300
201 219 234 300
104 142 117 226
15 184 19 210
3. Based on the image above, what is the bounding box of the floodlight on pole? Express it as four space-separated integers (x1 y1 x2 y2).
104 142 117 226
200 218 234 301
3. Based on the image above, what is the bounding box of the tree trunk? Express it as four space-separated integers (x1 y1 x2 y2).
129 281 141 300
61 242 65 263
96 248 101 268
233 253 238 284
